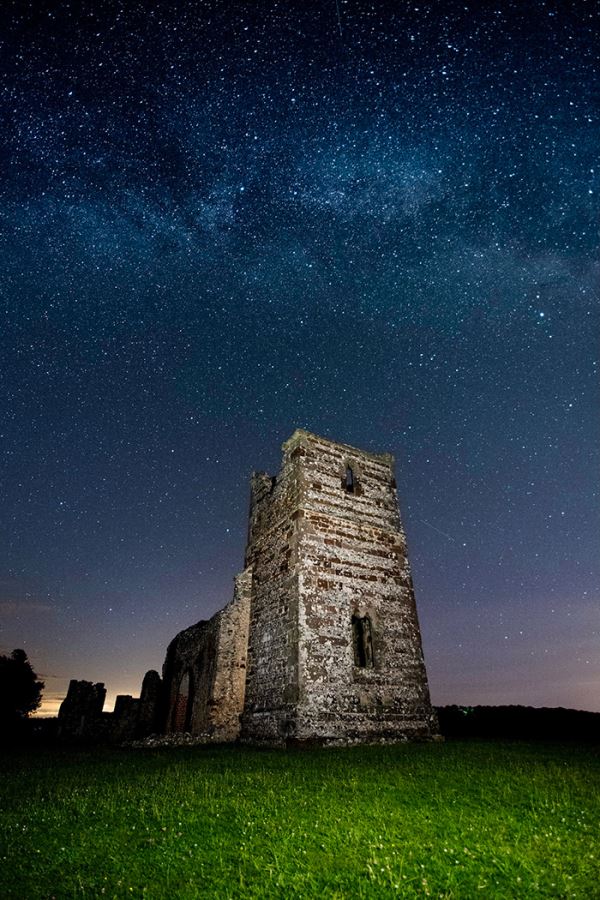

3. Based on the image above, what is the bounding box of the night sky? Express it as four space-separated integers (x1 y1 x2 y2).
2 1 598 717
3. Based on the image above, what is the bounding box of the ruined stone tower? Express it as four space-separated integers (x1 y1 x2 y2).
152 429 437 745
62 430 437 745
240 429 438 745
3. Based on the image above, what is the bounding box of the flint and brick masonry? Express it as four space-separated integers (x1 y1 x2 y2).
60 430 439 745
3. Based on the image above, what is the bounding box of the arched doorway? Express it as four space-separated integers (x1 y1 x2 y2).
171 670 193 732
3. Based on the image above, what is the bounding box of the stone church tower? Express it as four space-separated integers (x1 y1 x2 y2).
152 428 438 746
240 429 438 744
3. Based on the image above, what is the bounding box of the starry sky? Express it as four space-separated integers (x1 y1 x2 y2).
1 0 598 717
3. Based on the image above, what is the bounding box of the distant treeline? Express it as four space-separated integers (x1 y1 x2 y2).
436 706 600 742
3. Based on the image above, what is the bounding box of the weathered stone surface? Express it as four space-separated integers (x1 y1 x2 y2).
240 430 439 745
161 568 251 741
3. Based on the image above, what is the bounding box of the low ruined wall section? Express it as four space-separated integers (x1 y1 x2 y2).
163 618 219 735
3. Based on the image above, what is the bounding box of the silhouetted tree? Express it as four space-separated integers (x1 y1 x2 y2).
0 649 44 733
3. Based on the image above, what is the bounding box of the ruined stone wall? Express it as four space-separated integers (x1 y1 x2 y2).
162 570 251 741
57 679 108 739
163 618 220 734
111 695 140 743
241 429 437 745
136 669 162 738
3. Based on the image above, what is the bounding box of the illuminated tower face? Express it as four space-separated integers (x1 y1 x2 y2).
241 429 438 746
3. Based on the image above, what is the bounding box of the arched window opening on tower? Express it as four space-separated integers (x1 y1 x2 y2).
352 615 374 668
344 466 355 493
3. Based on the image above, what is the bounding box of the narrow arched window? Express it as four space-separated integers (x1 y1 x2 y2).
352 615 374 668
345 466 354 493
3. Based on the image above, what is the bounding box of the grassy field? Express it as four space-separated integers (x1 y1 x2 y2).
0 741 598 898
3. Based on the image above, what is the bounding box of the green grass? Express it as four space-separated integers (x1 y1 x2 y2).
0 741 598 898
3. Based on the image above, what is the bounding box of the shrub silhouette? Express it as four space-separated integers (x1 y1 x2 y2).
0 649 44 737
